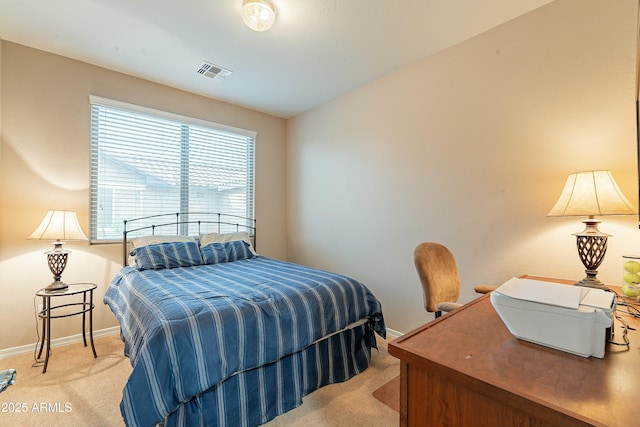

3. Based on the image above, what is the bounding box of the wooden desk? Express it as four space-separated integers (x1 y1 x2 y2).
388 277 640 427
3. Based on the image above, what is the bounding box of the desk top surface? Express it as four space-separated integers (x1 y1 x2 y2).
388 276 640 427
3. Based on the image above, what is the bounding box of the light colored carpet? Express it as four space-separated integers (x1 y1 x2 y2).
0 335 130 426
0 334 399 426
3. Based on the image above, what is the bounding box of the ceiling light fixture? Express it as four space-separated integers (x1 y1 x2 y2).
241 0 277 32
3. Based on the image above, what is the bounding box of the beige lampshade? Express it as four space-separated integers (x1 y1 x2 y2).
241 0 276 32
547 170 637 217
29 210 88 241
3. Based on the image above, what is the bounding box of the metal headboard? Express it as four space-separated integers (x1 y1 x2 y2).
122 212 257 266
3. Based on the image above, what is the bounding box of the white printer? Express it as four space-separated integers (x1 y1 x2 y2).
490 277 615 358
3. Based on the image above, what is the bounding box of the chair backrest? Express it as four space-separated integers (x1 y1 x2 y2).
414 242 461 313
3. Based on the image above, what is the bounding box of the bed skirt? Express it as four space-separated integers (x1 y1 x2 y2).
161 321 378 427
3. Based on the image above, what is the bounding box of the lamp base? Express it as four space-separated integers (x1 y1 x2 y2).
45 243 69 292
45 280 68 292
573 218 610 291
573 276 609 290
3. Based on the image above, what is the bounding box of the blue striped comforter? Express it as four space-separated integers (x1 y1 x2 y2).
104 256 385 427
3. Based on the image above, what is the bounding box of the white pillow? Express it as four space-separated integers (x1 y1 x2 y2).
127 235 196 266
199 231 256 255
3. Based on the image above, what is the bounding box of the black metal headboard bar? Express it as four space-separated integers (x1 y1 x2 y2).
122 212 257 266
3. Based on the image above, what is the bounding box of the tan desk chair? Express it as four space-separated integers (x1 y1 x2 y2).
414 242 495 318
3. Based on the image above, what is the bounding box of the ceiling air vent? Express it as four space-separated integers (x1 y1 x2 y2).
197 62 232 79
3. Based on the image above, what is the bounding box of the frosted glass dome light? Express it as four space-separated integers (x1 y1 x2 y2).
241 0 277 32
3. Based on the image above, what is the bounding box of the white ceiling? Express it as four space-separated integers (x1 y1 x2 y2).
0 0 554 118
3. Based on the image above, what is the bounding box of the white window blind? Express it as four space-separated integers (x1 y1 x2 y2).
89 96 255 242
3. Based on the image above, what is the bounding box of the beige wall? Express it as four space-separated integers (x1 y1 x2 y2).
0 42 287 351
287 0 640 334
0 40 2 243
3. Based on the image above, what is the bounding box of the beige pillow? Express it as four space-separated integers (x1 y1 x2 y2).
199 231 256 255
128 235 196 266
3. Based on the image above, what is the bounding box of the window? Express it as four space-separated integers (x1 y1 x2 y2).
89 96 255 242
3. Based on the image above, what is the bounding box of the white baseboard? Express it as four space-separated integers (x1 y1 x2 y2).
0 326 120 359
386 327 403 340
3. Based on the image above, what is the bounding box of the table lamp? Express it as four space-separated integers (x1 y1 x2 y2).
547 170 637 289
29 210 88 291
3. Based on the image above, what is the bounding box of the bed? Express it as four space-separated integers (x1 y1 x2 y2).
103 213 386 427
